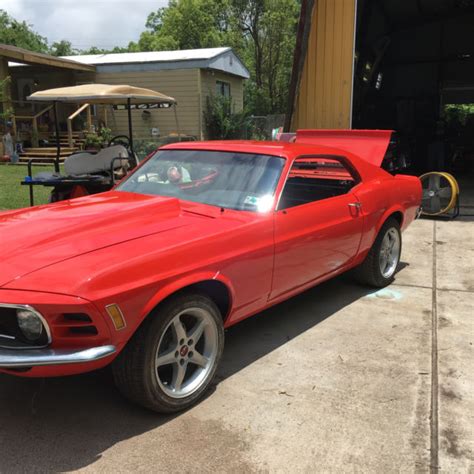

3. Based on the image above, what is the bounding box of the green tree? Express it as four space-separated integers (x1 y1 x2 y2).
133 0 299 115
231 0 299 115
50 40 75 56
79 45 131 55
136 0 231 51
0 10 48 53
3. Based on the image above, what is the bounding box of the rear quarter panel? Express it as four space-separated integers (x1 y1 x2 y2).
353 173 421 260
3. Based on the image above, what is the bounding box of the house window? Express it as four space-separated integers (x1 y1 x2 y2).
216 81 231 98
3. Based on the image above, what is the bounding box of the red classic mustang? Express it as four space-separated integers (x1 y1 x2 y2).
0 131 421 412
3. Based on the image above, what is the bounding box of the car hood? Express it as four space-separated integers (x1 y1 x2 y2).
295 129 393 167
0 191 191 288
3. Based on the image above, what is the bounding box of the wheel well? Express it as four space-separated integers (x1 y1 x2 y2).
388 211 403 227
150 280 231 322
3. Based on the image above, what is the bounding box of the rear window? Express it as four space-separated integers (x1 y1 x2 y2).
289 157 354 180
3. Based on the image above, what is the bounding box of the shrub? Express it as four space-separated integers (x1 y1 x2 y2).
84 133 103 149
204 95 249 140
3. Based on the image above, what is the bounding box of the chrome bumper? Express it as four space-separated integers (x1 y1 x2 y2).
0 345 116 368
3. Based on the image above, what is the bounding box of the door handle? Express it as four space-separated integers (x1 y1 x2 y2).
348 202 361 209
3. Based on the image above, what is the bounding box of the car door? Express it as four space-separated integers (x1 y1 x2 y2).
270 156 364 300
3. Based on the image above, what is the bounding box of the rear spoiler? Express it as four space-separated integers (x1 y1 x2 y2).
275 129 393 167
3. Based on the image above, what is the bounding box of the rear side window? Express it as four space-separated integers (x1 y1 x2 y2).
278 156 358 210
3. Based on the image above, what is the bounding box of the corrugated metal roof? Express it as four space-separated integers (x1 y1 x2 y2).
9 47 250 79
60 47 232 65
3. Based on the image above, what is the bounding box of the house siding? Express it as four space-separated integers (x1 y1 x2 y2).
8 63 246 141
94 68 201 139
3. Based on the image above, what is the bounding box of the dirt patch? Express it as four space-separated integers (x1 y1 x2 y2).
462 279 474 291
438 316 452 329
440 385 462 401
441 429 470 459
158 416 257 473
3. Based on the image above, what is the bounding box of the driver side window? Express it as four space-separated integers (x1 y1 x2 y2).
278 156 358 210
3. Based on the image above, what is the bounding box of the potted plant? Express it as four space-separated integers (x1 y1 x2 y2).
98 126 112 145
84 133 103 151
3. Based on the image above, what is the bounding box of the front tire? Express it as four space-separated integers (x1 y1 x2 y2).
354 217 402 287
112 293 224 413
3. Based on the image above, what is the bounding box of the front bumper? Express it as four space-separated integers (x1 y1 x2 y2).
0 345 116 368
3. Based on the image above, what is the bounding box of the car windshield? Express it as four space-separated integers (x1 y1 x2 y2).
117 149 285 212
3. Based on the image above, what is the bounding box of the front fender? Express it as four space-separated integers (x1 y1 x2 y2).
140 271 236 321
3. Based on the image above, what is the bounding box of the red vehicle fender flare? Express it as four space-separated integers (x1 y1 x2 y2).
139 271 236 321
376 205 405 235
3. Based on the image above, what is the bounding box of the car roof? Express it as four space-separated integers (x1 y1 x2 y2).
160 140 384 180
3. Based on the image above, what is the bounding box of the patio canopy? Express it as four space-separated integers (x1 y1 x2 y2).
27 83 176 105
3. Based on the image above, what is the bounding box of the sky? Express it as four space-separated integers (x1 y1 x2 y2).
0 0 168 50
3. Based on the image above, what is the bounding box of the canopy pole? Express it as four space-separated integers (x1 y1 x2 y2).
53 101 60 173
127 98 134 154
173 104 181 141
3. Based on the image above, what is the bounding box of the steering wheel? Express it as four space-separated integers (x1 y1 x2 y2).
107 135 139 169
108 135 131 148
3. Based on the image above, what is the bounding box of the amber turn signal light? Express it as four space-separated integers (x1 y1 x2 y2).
105 304 126 330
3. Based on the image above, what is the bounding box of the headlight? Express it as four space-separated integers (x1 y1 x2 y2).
17 309 44 341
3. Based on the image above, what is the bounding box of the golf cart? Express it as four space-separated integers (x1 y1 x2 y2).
21 84 179 206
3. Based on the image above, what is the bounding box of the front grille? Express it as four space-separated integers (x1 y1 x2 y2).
63 313 92 323
0 306 49 348
68 326 99 335
59 313 98 337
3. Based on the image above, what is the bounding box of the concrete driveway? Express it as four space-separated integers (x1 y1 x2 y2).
0 217 472 473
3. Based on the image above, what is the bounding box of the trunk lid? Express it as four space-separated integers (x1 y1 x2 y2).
295 129 393 167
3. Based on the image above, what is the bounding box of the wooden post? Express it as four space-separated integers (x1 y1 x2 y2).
0 57 12 132
86 105 92 131
67 120 73 148
127 98 134 154
67 103 89 147
32 117 39 147
11 116 17 137
53 101 60 173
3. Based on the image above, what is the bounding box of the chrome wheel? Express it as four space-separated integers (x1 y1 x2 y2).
155 307 219 399
378 227 400 278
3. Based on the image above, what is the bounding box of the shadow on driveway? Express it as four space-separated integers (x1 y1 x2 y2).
0 275 376 471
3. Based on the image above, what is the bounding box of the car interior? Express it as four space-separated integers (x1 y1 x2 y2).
278 156 358 209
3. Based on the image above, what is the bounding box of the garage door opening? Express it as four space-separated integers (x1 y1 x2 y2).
352 0 474 178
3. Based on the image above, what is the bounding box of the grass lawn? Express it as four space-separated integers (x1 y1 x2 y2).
0 164 55 210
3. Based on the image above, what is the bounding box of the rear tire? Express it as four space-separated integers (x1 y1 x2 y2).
112 293 224 413
354 217 402 288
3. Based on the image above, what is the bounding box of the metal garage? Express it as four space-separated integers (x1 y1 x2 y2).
287 0 474 175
